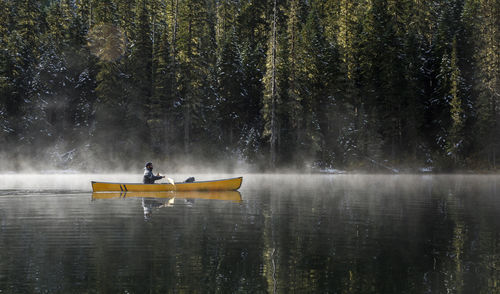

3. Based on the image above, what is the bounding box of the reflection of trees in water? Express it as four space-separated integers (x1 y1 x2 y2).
257 177 499 293
86 198 267 292
0 177 498 292
262 189 277 293
425 180 499 294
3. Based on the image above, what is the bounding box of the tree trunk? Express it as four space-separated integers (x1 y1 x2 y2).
169 0 178 150
184 15 193 154
171 0 178 88
184 105 190 153
270 0 277 168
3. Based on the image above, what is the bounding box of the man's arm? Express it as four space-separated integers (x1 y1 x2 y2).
153 175 164 180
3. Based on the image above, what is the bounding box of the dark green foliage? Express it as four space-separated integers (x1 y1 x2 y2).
150 26 173 154
0 0 499 171
216 30 246 151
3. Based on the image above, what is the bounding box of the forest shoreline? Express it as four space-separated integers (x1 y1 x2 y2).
0 163 499 175
1 1 499 171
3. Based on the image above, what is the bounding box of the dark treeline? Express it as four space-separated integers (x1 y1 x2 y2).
0 0 499 171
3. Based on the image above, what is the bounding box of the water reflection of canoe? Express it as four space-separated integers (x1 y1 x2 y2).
92 191 242 202
91 177 242 192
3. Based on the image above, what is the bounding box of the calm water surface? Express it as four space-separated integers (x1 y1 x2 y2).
0 174 499 293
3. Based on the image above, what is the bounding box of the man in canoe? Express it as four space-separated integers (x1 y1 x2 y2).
143 162 165 184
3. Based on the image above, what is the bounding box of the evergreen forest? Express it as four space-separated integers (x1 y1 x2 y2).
0 0 499 172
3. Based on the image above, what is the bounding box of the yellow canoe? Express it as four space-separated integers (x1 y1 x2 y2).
92 191 242 203
91 177 242 192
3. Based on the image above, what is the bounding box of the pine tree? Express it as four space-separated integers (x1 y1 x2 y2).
359 0 414 164
66 0 96 145
216 30 245 151
0 0 15 145
446 39 465 164
473 0 500 168
150 26 173 153
34 0 94 164
215 1 246 152
293 5 325 166
310 0 344 168
129 0 153 148
75 0 93 28
235 0 268 162
37 1 70 144
324 0 375 167
175 0 217 155
116 0 136 41
285 0 304 166
436 36 465 167
91 1 135 163
13 0 43 146
262 0 280 168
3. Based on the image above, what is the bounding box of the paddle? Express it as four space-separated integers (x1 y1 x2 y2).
156 172 175 186
167 196 175 207
166 177 176 206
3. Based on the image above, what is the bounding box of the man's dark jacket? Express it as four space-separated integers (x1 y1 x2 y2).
143 167 163 184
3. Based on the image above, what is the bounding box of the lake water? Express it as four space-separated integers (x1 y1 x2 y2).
0 174 498 293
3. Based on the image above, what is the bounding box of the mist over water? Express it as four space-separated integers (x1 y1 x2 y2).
0 174 499 293
0 173 246 191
